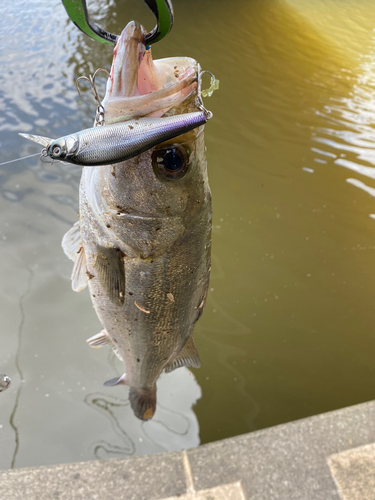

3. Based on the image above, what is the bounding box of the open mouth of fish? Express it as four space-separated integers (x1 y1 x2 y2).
102 21 199 124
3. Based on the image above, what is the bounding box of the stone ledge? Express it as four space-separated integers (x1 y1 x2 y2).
2 400 375 500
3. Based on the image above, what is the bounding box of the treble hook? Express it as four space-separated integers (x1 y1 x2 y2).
75 68 110 107
76 68 110 126
76 68 111 126
40 148 54 164
61 0 174 46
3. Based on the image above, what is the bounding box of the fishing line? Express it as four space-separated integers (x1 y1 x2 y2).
0 152 41 166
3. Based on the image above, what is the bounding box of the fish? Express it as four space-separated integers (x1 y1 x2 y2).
19 112 208 166
61 20 213 421
0 374 11 392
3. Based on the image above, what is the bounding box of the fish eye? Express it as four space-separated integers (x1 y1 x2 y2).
152 145 189 180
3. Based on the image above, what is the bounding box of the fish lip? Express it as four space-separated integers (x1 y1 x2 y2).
108 21 146 99
104 21 199 121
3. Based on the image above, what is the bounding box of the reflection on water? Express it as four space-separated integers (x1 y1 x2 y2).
8 268 33 469
84 366 201 460
85 393 137 458
3 0 375 469
313 34 375 211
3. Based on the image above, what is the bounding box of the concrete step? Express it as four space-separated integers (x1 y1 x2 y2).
2 399 375 499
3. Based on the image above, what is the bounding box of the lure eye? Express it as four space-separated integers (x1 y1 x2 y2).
152 145 189 180
52 146 61 156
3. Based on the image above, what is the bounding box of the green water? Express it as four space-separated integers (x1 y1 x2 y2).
1 0 375 468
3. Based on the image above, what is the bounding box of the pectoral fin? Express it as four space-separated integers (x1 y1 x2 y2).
164 337 201 373
71 246 88 292
62 221 81 262
62 222 87 292
95 246 125 306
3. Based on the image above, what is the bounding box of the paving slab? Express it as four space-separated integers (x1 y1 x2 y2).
328 442 375 500
0 452 186 500
2 399 375 500
165 452 246 500
187 399 375 500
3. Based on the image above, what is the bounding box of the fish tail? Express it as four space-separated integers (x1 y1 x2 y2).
129 386 157 421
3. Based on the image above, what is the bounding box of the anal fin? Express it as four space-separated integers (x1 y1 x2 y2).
164 336 201 373
87 329 123 361
86 330 112 348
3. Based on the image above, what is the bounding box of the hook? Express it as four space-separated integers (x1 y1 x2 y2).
76 68 110 126
75 68 110 108
61 0 174 46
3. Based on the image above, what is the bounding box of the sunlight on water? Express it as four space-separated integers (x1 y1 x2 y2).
313 32 375 213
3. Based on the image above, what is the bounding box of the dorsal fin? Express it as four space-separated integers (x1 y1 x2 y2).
164 337 201 373
62 222 81 262
95 246 125 306
71 246 88 292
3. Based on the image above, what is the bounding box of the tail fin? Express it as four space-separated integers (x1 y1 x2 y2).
19 133 52 147
129 386 157 421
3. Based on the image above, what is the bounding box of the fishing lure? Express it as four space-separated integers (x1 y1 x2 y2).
19 111 208 167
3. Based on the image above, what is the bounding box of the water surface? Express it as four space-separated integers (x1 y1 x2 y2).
1 0 375 468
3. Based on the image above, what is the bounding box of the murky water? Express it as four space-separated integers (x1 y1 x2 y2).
1 0 375 469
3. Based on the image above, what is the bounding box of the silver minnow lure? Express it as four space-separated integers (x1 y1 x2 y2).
19 111 207 166
0 374 11 392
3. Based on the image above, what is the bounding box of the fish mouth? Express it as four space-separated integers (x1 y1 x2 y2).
102 21 198 124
